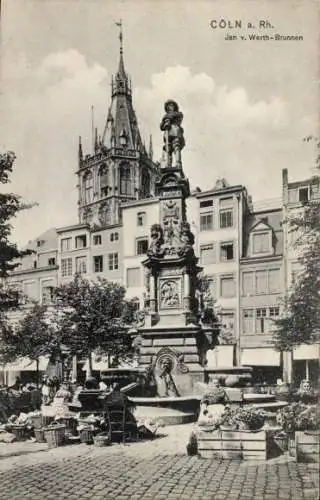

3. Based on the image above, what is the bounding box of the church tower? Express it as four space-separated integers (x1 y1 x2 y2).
77 23 158 227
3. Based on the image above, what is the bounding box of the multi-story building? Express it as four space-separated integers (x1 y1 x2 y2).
4 37 319 386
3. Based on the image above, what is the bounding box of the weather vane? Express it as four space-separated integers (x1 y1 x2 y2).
115 20 123 55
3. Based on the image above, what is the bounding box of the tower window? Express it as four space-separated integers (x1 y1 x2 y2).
99 165 108 197
141 170 151 198
48 257 56 267
83 171 93 203
120 163 131 195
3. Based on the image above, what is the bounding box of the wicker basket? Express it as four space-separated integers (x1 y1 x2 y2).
10 425 28 441
55 417 77 436
79 428 94 444
43 425 66 448
34 428 46 443
93 434 111 447
30 415 42 430
41 415 54 427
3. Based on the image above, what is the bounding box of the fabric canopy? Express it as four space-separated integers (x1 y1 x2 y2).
241 348 280 367
2 356 49 372
293 344 320 361
82 356 109 372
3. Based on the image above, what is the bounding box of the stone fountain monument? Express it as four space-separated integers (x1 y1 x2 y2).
135 100 217 396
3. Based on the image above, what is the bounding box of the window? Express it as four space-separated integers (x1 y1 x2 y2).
137 212 146 227
93 255 103 273
200 244 215 265
75 235 87 249
136 238 148 255
61 258 72 277
221 312 235 334
256 308 267 333
48 258 56 267
23 281 37 300
120 163 131 195
108 252 119 271
200 199 213 208
37 240 44 247
200 212 213 231
110 232 119 242
220 242 234 261
255 270 268 294
127 267 141 287
252 232 270 254
219 198 233 228
83 171 93 203
299 187 309 203
268 269 280 293
99 165 108 197
61 238 71 252
93 235 102 245
267 307 280 332
141 171 151 198
33 260 37 269
269 307 280 318
220 275 236 298
242 272 254 295
219 210 233 228
75 256 87 274
243 309 254 334
42 286 54 305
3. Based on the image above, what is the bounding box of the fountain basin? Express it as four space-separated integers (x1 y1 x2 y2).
128 396 200 426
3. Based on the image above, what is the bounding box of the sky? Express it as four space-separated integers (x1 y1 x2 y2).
0 0 319 246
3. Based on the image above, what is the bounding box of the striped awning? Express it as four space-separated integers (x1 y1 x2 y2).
241 348 281 367
2 356 49 372
293 344 320 360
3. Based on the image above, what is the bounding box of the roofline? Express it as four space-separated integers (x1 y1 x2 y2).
251 207 282 215
8 265 59 276
194 185 246 198
56 223 89 233
121 197 160 208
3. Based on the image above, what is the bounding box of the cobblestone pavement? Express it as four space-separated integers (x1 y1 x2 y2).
0 426 319 500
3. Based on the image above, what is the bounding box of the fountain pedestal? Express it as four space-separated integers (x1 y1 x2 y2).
135 100 217 396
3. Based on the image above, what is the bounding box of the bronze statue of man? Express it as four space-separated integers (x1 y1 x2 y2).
160 100 185 167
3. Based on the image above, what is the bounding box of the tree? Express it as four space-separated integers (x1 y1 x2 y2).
273 137 320 351
0 152 35 316
0 304 63 386
53 275 136 377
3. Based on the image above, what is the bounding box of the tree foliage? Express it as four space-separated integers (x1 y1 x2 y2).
53 275 136 367
0 304 62 364
0 152 35 317
273 138 320 350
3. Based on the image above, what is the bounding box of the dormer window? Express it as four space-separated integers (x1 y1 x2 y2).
252 231 272 255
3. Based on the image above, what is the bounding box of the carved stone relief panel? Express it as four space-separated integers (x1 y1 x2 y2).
159 277 181 309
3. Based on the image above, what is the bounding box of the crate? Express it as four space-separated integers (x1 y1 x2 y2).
295 431 320 463
43 425 66 448
79 428 94 444
34 428 46 443
93 433 111 447
41 415 54 427
196 429 269 460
